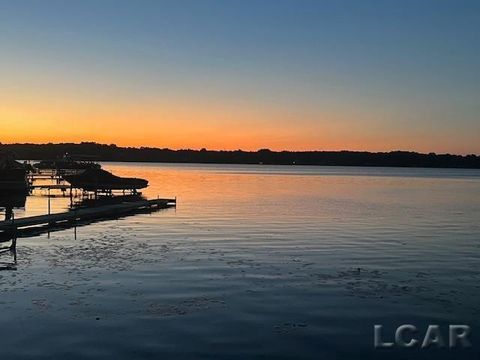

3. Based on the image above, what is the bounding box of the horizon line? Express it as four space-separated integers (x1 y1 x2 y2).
0 141 478 157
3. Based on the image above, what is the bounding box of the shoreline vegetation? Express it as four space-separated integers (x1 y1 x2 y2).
1 142 479 169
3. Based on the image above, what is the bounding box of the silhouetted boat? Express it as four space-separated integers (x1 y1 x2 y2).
64 168 148 191
0 152 28 194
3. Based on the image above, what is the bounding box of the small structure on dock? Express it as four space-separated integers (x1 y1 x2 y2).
28 162 149 197
0 151 29 194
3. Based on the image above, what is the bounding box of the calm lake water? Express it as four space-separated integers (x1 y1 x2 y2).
1 163 479 359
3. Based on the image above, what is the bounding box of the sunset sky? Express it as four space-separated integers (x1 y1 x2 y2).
0 0 479 154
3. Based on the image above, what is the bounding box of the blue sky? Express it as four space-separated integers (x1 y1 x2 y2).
0 0 479 153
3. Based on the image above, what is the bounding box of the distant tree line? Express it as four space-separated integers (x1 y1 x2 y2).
1 142 479 168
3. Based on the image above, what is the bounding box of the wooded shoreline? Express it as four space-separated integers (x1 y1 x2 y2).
1 142 479 169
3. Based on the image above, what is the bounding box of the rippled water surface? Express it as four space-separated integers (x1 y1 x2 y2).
1 164 479 359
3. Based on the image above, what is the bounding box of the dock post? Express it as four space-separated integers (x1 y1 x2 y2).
48 188 51 215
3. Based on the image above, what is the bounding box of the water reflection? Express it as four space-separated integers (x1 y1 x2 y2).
70 193 145 209
0 164 479 360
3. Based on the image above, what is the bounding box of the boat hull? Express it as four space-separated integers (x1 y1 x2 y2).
64 180 148 191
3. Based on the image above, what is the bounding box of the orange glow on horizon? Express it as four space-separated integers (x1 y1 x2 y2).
1 94 478 155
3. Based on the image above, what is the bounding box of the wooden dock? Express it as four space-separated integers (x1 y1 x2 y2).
0 198 176 237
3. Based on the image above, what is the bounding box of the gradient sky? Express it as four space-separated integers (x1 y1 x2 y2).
0 0 479 153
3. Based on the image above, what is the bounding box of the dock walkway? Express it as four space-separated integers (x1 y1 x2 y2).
0 198 176 236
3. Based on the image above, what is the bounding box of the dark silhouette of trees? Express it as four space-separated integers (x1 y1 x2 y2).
0 142 478 168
